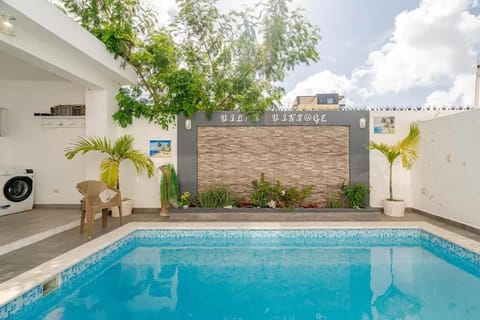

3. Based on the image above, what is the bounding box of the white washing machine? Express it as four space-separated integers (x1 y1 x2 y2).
0 169 34 216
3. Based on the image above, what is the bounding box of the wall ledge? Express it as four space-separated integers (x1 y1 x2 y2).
412 208 480 236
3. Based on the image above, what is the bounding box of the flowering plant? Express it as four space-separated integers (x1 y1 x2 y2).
180 191 191 207
251 173 313 208
268 200 277 208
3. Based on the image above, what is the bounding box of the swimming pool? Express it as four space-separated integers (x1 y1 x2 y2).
1 222 480 319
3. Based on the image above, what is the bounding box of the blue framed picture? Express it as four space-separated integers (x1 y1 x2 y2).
149 140 172 158
374 116 395 134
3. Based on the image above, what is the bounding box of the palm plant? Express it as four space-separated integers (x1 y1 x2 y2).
65 134 154 190
368 123 420 201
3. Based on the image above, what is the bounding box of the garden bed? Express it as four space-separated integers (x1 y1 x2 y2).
168 207 382 221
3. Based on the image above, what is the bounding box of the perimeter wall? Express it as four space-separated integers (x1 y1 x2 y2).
368 110 460 208
412 109 480 229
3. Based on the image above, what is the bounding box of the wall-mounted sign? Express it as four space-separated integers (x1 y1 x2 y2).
150 140 172 158
270 112 327 124
374 116 395 134
219 112 328 125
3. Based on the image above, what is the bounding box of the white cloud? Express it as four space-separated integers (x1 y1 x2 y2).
281 71 356 107
363 0 480 95
425 73 476 106
285 0 480 107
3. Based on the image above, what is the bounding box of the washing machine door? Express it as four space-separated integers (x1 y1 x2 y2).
4 176 33 202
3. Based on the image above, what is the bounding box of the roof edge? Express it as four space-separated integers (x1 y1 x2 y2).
2 0 137 85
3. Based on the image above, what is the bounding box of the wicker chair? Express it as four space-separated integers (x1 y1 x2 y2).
76 180 122 240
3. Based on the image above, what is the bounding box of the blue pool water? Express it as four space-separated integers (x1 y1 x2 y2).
6 229 480 320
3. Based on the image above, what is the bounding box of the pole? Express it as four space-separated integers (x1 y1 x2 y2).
475 59 480 109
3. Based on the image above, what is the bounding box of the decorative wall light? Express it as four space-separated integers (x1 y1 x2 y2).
185 119 192 130
359 117 366 129
0 14 16 36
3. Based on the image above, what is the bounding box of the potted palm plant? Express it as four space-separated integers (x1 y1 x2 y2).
368 123 420 217
65 134 155 216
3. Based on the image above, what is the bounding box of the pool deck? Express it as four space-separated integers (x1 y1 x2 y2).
1 207 480 286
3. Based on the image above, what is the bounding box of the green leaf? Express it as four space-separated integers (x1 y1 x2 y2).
65 134 154 190
100 158 119 188
59 0 321 129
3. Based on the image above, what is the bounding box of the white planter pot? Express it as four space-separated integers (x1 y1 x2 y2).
111 198 133 217
383 199 405 217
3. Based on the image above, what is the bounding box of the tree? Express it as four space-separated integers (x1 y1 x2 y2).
59 0 156 61
59 0 321 129
113 32 206 129
169 0 321 119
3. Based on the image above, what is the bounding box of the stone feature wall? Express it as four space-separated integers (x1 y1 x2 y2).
197 126 350 205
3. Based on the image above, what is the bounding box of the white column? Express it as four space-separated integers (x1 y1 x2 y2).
85 87 119 137
84 85 120 180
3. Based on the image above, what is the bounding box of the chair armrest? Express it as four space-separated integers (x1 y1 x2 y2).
76 188 87 197
107 187 121 200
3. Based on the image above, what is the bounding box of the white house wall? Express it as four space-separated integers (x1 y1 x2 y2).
369 110 462 208
0 80 86 205
116 119 178 209
0 80 163 207
412 109 480 229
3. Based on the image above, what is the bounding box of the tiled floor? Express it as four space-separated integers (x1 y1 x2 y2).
0 208 79 255
0 208 164 282
0 208 80 245
0 207 479 284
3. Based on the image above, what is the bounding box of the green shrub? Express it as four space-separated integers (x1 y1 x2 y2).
251 173 272 208
325 196 343 208
279 185 314 208
340 183 370 208
251 173 314 208
195 186 235 208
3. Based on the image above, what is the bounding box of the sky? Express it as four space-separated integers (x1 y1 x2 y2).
148 0 480 108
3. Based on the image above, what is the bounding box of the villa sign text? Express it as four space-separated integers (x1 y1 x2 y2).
219 112 328 125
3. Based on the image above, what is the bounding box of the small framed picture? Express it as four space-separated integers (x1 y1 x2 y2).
374 116 395 134
150 140 172 158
